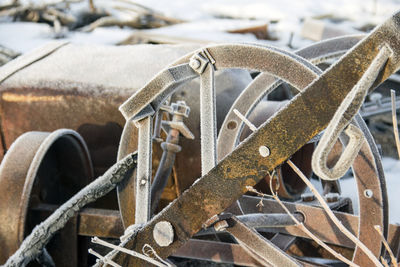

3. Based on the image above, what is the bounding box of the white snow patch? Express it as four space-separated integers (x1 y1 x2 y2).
340 157 400 224
0 22 132 53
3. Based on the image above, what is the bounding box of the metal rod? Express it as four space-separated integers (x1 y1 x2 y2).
196 213 302 236
151 133 180 214
238 213 303 228
233 109 257 132
226 216 301 267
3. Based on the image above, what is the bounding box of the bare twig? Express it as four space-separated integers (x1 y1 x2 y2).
391 89 400 160
89 249 122 267
4 152 137 267
375 225 398 267
246 184 358 267
91 237 171 267
287 160 383 267
88 0 96 13
382 256 391 267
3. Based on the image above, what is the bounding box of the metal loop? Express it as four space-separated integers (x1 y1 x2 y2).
312 44 392 181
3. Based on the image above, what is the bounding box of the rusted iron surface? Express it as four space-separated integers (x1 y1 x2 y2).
30 195 400 253
117 42 322 228
225 215 301 266
114 12 400 266
172 239 263 266
0 130 92 264
0 43 251 222
1 11 400 267
217 35 364 162
30 204 124 239
0 43 201 176
240 100 315 199
117 68 252 227
116 35 367 229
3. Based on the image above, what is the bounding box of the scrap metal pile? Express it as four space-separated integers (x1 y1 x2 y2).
1 9 400 267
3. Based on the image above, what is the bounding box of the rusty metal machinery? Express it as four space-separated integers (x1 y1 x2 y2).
2 11 400 267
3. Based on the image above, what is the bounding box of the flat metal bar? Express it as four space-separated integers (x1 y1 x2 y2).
172 239 262 266
29 204 124 239
239 195 357 248
116 13 400 266
196 213 302 236
225 216 301 267
200 65 217 175
270 233 297 251
238 213 303 228
30 201 400 257
135 117 152 224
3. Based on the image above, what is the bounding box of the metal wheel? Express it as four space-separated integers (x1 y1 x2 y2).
116 35 388 266
0 129 93 265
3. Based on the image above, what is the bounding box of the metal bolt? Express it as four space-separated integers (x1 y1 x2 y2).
140 178 147 185
153 221 174 247
370 92 382 107
214 220 229 232
172 101 190 117
301 192 315 202
325 192 339 203
189 58 201 70
259 146 270 157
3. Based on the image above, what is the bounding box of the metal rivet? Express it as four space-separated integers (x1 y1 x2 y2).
140 178 147 185
153 221 174 247
189 58 201 69
227 120 237 130
259 146 270 157
364 189 373 198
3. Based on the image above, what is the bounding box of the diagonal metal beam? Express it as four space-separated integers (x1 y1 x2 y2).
115 12 400 266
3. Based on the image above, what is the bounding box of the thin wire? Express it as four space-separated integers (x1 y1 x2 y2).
88 249 122 267
91 237 169 267
233 109 257 132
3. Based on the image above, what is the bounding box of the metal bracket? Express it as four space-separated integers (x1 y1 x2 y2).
189 49 216 74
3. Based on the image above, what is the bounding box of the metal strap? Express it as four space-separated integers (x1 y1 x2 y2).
312 44 393 181
225 216 300 267
135 117 153 224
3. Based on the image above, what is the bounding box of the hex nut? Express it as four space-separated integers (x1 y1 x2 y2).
301 192 315 202
189 58 201 69
325 192 339 203
153 221 174 247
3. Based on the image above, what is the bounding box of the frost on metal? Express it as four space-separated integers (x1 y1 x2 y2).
4 152 137 267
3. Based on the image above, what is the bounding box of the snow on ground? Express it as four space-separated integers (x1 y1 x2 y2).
0 22 133 53
1 0 400 223
380 158 400 223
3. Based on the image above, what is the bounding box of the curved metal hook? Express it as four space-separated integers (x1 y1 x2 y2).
312 44 393 181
